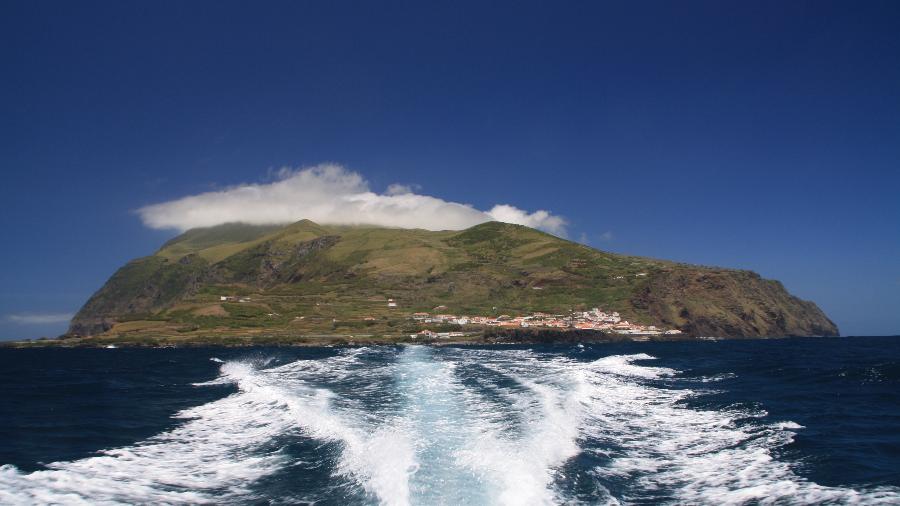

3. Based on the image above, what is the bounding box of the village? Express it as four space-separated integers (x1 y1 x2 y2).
406 307 683 339
210 295 683 340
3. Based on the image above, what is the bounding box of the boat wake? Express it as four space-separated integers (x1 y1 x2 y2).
1 346 898 505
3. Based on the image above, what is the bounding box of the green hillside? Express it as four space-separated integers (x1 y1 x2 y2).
66 220 839 342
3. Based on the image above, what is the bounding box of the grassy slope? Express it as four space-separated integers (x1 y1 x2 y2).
66 220 839 340
156 222 286 262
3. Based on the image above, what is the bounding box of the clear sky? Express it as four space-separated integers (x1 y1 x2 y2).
2 0 898 340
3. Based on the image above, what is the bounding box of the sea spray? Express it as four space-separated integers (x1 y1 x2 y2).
393 346 491 505
2 344 899 505
228 351 418 506
452 349 613 505
576 354 900 504
0 359 297 504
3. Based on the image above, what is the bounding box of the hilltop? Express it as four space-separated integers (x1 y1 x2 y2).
63 220 838 344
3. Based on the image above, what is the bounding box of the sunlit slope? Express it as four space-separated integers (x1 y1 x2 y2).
69 220 839 338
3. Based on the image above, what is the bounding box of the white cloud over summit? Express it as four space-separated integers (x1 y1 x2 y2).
138 164 568 236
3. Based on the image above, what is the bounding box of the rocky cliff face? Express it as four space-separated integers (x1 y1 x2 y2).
68 221 839 338
630 269 838 337
68 255 209 336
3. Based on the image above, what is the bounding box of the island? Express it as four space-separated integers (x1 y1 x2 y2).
19 220 838 347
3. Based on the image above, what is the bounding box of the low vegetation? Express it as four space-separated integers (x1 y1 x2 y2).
60 219 838 345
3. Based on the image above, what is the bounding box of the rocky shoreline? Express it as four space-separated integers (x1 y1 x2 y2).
4 328 824 349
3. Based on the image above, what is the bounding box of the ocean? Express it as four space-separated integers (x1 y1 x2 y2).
0 337 898 505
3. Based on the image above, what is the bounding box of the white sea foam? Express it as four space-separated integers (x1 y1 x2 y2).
448 349 616 505
444 349 900 505
0 360 298 505
2 348 898 505
571 353 900 505
589 352 675 379
455 378 590 505
697 372 738 382
0 350 416 505
221 352 418 506
392 346 490 505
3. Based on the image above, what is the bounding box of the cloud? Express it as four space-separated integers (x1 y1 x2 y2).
485 205 567 237
598 231 614 241
384 183 421 195
6 313 73 325
138 164 568 236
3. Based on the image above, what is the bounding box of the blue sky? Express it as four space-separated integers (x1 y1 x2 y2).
1 0 898 339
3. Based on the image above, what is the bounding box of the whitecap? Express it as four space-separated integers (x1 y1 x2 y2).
0 360 298 504
0 352 416 505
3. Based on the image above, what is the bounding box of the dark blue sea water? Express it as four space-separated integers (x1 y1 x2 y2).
1 337 899 505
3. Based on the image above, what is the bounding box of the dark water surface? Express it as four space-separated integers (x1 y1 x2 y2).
1 337 898 504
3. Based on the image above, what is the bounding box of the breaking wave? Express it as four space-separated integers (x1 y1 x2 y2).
1 346 898 505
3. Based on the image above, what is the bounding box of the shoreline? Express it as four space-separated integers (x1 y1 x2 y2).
1 331 837 349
